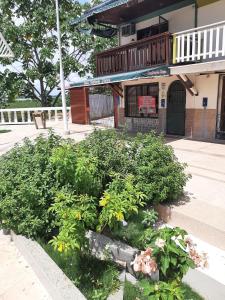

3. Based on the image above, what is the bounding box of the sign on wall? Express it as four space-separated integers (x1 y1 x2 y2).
138 96 156 115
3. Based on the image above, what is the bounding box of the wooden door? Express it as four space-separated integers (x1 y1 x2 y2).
167 81 186 136
220 77 225 132
70 87 90 124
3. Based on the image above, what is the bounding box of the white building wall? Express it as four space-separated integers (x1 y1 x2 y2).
120 74 219 110
198 0 225 26
120 5 195 46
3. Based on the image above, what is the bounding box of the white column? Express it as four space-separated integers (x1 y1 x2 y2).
55 0 69 134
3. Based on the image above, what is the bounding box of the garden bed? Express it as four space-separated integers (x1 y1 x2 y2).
0 129 207 299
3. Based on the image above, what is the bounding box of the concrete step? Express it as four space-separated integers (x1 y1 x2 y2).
168 200 225 250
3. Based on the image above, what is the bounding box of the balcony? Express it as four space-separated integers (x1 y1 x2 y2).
96 32 172 76
173 21 225 65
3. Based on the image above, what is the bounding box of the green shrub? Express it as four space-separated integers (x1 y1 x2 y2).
124 280 204 300
133 133 189 204
0 132 61 238
141 209 159 227
49 190 98 252
141 227 195 282
50 142 102 197
98 174 146 232
140 279 184 300
109 209 158 249
78 130 134 188
0 129 189 252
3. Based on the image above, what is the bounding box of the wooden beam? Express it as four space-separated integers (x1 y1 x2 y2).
177 75 198 96
109 83 123 98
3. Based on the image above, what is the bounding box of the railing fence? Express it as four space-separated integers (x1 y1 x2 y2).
173 20 225 64
0 107 71 125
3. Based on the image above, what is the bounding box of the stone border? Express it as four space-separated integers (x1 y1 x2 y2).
11 230 225 300
11 232 86 300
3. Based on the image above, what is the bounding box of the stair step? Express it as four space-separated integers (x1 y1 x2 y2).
169 201 225 250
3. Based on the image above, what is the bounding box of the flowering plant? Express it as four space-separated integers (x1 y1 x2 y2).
133 227 208 282
131 248 158 276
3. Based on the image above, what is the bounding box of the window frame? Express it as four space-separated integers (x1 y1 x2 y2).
125 83 159 119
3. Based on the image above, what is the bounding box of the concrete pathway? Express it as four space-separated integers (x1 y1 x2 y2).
0 122 105 155
0 231 51 300
167 138 225 250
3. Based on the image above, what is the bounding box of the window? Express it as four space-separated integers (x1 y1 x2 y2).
137 16 168 41
125 83 159 118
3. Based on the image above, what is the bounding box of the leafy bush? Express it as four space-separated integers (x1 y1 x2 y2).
124 280 204 300
0 132 61 238
140 279 184 300
78 130 134 188
49 190 98 252
0 129 189 252
98 174 146 232
133 134 189 204
50 142 102 197
142 209 159 227
141 227 195 282
109 209 158 249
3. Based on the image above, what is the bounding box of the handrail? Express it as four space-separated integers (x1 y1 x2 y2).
96 32 172 76
0 106 70 112
96 32 171 56
0 107 71 125
173 20 225 36
173 19 225 64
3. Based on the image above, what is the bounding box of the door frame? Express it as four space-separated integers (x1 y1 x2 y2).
216 75 225 138
166 80 186 136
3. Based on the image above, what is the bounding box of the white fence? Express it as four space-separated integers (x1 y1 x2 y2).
89 94 114 120
0 107 71 125
173 20 225 64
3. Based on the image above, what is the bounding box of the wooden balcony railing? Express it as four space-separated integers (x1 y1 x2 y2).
96 32 172 76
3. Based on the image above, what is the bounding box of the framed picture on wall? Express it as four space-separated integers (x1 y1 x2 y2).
138 96 157 116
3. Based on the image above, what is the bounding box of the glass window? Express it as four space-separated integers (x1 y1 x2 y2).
125 83 159 118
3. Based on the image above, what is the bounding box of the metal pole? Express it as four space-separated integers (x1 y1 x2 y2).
55 0 69 134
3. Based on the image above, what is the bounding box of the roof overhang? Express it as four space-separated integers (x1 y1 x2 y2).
71 0 193 26
69 66 170 89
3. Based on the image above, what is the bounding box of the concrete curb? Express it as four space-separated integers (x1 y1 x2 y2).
183 269 225 300
11 232 86 300
108 271 126 300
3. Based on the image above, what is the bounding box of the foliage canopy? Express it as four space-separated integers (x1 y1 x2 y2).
0 0 116 106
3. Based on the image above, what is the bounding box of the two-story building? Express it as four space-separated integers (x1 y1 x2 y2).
69 0 225 141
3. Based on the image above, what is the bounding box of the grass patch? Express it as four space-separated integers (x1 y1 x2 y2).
123 281 204 300
4 98 65 109
0 129 11 134
182 283 204 300
5 100 41 109
109 209 158 249
40 242 121 300
109 211 147 248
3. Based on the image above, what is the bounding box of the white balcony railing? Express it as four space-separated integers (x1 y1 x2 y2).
173 20 225 64
0 107 71 125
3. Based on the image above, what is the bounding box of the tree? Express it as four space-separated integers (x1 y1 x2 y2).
0 0 116 107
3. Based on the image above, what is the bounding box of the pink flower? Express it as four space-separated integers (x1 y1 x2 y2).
155 238 166 249
131 248 158 276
